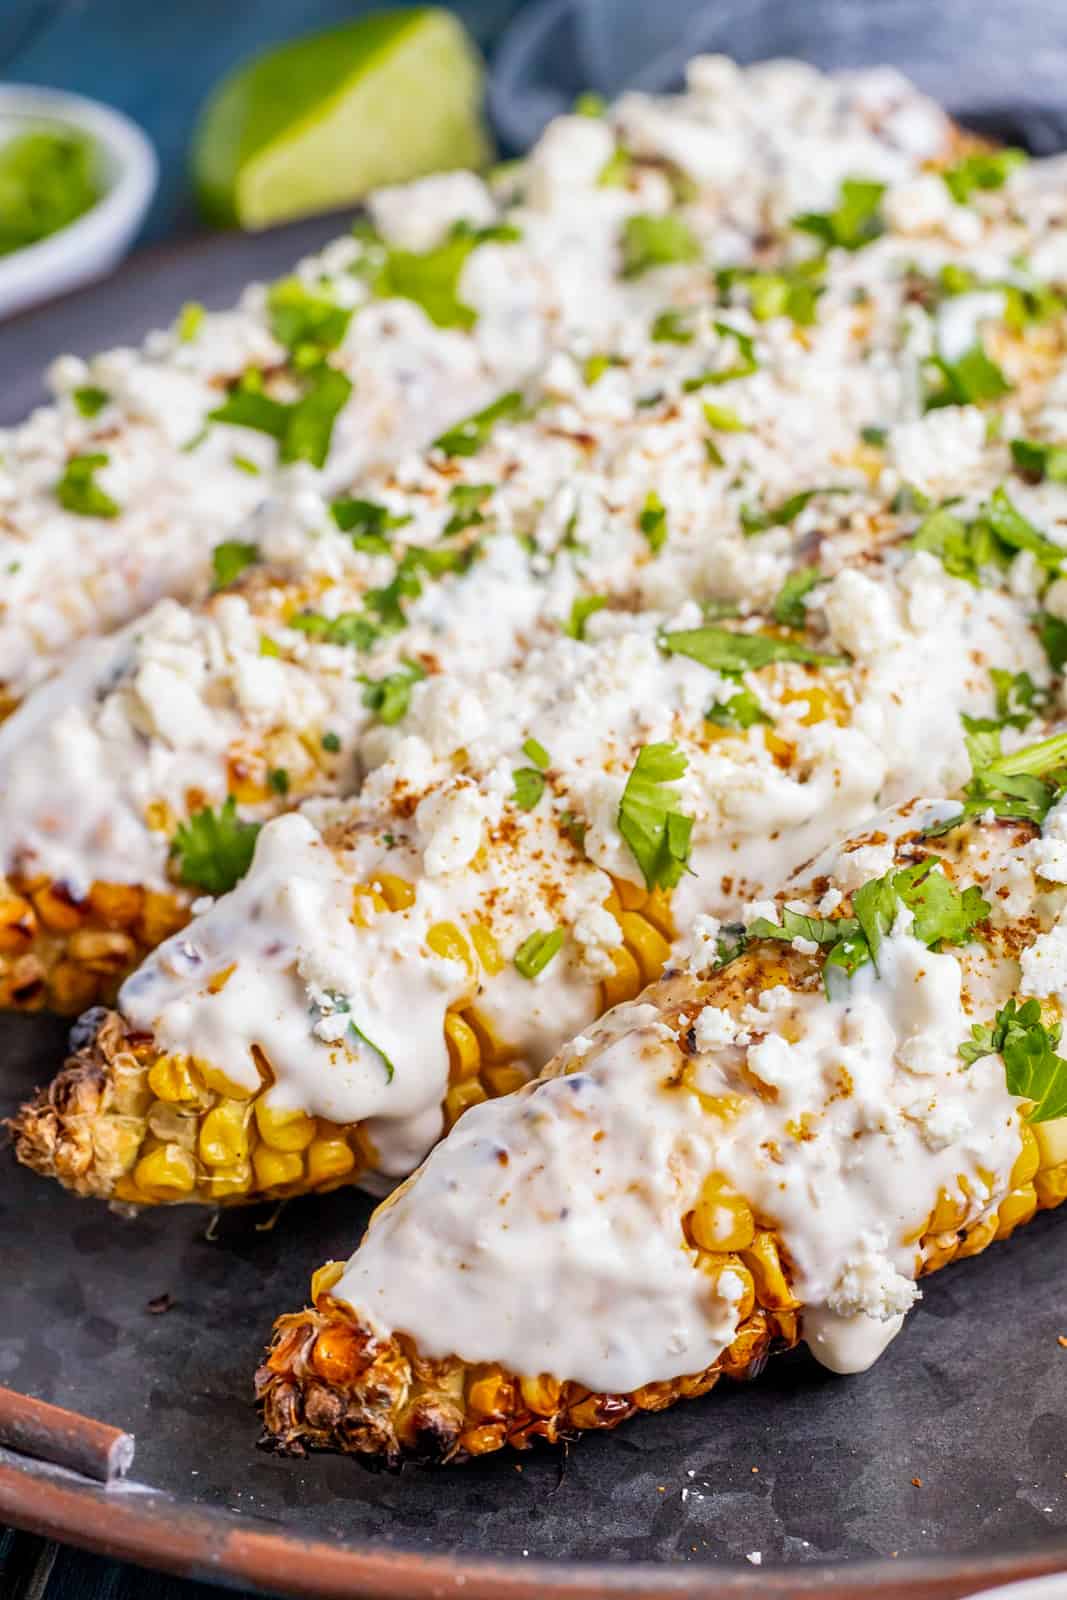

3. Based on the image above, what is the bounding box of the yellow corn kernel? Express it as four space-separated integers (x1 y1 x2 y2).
207 963 236 995
144 799 174 834
458 1423 507 1457
600 944 642 1010
48 961 99 1015
602 889 621 918
198 1060 257 1101
1035 1160 1067 1208
465 1006 516 1065
469 923 504 976
252 1145 305 1190
148 1054 199 1105
310 1260 345 1303
927 1184 967 1236
954 1211 998 1261
614 878 647 913
109 1053 153 1118
146 1101 198 1149
351 883 387 927
139 889 187 947
199 1100 251 1166
921 1231 961 1275
202 1163 254 1199
782 682 849 727
1011 1123 1040 1187
426 921 476 976
1033 1116 1067 1171
640 887 674 940
254 1099 317 1152
688 1174 756 1252
444 1010 482 1082
444 1078 488 1129
995 1184 1038 1241
762 727 795 763
699 1255 756 1322
133 1143 197 1199
112 1175 147 1204
519 1374 562 1417
618 912 672 984
468 1365 512 1419
0 893 36 953
305 1135 356 1187
68 928 138 974
372 873 415 911
32 883 85 934
87 880 144 929
740 1231 800 1310
482 1063 527 1099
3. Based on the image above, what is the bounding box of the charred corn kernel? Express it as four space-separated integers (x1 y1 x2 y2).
921 1230 962 1274
444 1078 488 1129
199 1100 251 1166
0 893 36 952
32 884 84 933
305 1136 356 1187
68 929 138 973
148 1054 199 1104
254 1100 317 1152
631 1380 677 1413
763 727 794 762
112 1175 147 1204
1033 1116 1067 1171
602 889 621 918
699 1253 756 1321
310 1261 345 1302
568 1394 614 1431
427 921 476 976
444 1011 481 1082
110 1054 152 1117
519 1375 562 1417
927 1184 967 1235
87 881 143 928
203 1163 254 1199
467 1366 512 1418
372 873 415 911
133 1143 197 1199
459 1423 507 1456
955 1211 998 1261
139 890 187 946
1011 1123 1041 1187
995 1184 1038 1240
614 878 647 913
469 923 504 976
688 1175 756 1252
48 961 99 1014
640 887 674 940
90 1115 144 1175
482 1063 527 1098
1035 1160 1067 1208
465 1006 515 1066
720 1313 769 1376
312 1323 366 1385
618 912 672 984
198 1060 256 1100
252 1145 305 1190
741 1231 799 1310
600 944 642 1010
146 1101 199 1149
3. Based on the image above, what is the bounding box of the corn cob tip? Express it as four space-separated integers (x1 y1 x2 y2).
8 1007 129 1198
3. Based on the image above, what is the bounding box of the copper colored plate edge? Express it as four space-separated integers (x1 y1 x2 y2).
2 1451 1067 1600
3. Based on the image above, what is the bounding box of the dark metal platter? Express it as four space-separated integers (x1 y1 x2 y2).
2 209 1067 1600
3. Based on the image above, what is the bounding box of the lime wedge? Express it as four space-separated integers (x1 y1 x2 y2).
191 8 492 229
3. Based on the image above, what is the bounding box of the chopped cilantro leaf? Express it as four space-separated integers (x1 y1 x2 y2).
660 624 845 672
280 366 353 468
523 737 550 770
511 766 546 811
268 768 290 795
72 385 109 418
514 927 565 979
861 425 888 447
942 148 1026 205
682 321 758 390
705 677 771 730
923 344 1011 410
54 453 119 518
926 727 1067 835
964 668 1047 735
359 659 426 725
716 262 824 326
330 496 411 552
740 487 840 537
565 594 608 640
620 213 701 278
792 178 886 252
267 278 352 365
212 539 258 590
651 308 694 344
365 220 520 331
773 567 821 628
433 391 526 457
1011 437 1067 484
748 906 858 948
960 998 1067 1122
289 611 379 650
443 481 494 537
573 90 606 116
617 742 693 891
1040 612 1067 674
208 383 290 439
177 301 205 342
638 490 668 554
321 731 341 753
171 796 261 895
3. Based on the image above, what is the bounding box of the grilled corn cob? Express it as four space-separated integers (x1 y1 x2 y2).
257 781 1067 1464
1 58 964 713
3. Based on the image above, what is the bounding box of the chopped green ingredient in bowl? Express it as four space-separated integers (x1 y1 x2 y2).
0 127 102 257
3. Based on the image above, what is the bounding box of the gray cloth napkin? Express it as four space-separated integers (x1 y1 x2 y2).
489 0 1067 153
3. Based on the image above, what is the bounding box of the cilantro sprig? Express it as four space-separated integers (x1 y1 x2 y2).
620 213 701 278
171 797 261 895
55 453 119 518
792 178 886 252
960 998 1067 1122
912 487 1066 584
617 742 693 891
716 261 825 326
511 738 550 811
433 391 526 457
359 660 426 725
942 148 1026 205
211 539 258 590
209 366 352 468
926 727 1067 836
660 624 845 673
1011 437 1067 484
330 496 411 553
268 278 353 366
514 927 565 979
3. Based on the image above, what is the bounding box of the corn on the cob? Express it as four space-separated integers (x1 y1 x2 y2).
257 786 1067 1465
1 59 966 714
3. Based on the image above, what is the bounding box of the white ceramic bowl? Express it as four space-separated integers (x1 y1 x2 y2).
0 84 157 319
